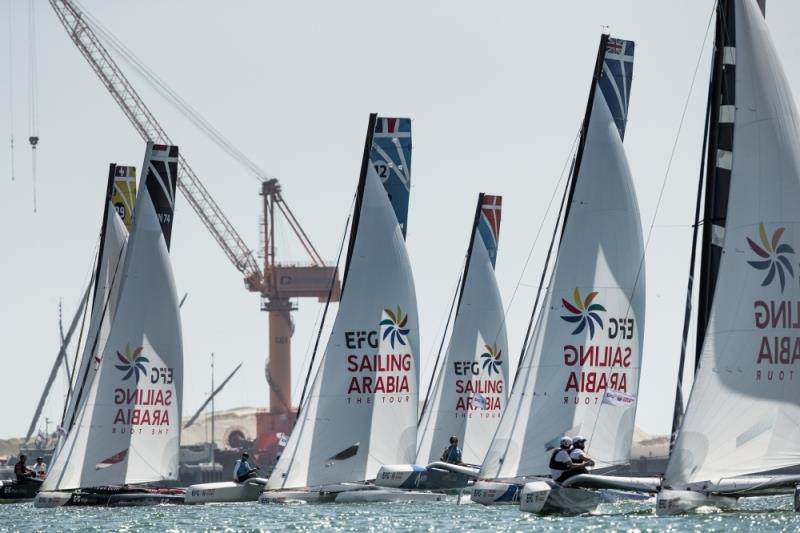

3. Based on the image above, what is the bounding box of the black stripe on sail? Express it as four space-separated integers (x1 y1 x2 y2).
340 113 378 294
696 0 736 368
145 144 179 250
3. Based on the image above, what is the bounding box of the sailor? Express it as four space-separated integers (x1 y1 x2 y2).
233 452 258 483
569 436 595 472
440 436 463 465
31 456 47 479
549 436 583 483
13 455 39 484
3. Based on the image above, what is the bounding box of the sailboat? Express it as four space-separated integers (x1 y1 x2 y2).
657 0 800 514
376 193 508 491
35 142 184 507
471 34 654 514
1 166 136 505
259 114 440 504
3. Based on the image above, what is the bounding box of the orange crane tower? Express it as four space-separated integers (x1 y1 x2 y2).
48 1 340 440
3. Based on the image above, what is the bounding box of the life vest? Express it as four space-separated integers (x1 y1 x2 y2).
549 449 571 471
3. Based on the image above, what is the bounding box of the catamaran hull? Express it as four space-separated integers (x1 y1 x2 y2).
655 490 738 515
375 463 477 490
184 479 267 504
519 481 603 514
470 481 521 505
0 480 41 503
259 490 337 504
34 488 185 508
333 489 445 503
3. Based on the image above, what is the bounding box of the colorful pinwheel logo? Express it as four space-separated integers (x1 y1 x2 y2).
560 288 606 339
115 344 149 383
746 223 795 292
481 344 503 376
380 306 410 349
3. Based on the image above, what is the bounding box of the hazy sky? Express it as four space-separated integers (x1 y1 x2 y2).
2 0 800 441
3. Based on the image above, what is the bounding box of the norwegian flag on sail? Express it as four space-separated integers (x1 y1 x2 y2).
95 449 128 470
602 389 636 407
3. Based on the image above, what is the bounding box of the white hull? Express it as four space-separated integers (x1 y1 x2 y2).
470 481 521 505
376 463 478 490
33 491 73 508
184 479 267 504
334 489 445 503
655 489 738 515
519 481 603 514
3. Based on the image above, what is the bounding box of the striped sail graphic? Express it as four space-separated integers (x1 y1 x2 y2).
481 35 645 481
267 115 419 490
416 194 508 465
666 0 800 488
44 143 182 490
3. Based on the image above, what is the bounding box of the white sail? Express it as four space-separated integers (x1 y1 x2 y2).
268 115 418 489
666 0 800 488
481 36 645 481
60 165 137 441
43 144 181 490
416 194 508 465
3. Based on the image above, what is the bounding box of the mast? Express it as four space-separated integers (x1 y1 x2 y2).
63 165 118 431
210 352 215 465
695 0 735 370
560 34 610 237
418 194 483 424
340 113 378 294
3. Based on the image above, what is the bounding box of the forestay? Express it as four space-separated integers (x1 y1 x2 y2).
481 36 645 480
267 115 419 490
43 143 182 490
416 194 508 465
666 0 800 488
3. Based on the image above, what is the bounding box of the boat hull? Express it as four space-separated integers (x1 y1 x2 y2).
259 490 336 504
34 487 185 508
376 463 476 490
470 480 521 505
0 480 41 503
519 480 603 514
334 489 445 503
655 489 738 515
184 479 266 504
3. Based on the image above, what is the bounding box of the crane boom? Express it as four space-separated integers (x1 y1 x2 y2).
49 0 262 288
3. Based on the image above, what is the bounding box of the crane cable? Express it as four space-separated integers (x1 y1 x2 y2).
73 1 271 183
7 0 15 182
28 0 39 212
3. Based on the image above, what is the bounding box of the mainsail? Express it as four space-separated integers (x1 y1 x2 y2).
61 165 136 437
416 194 508 465
666 0 800 487
267 115 418 489
481 35 644 480
44 143 181 490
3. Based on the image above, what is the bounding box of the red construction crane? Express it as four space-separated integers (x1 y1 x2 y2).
48 1 340 442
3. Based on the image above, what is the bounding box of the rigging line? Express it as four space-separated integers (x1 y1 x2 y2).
585 2 716 449
73 0 270 182
417 268 463 428
295 194 354 421
27 0 38 212
7 0 14 181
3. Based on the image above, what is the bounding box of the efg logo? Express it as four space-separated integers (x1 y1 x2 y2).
115 344 149 383
747 223 795 292
560 288 606 339
380 306 411 349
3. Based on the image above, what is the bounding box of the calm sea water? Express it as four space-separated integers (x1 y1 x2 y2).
3 495 800 532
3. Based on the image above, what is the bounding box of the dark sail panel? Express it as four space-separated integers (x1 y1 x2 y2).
144 143 179 250
696 0 736 367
